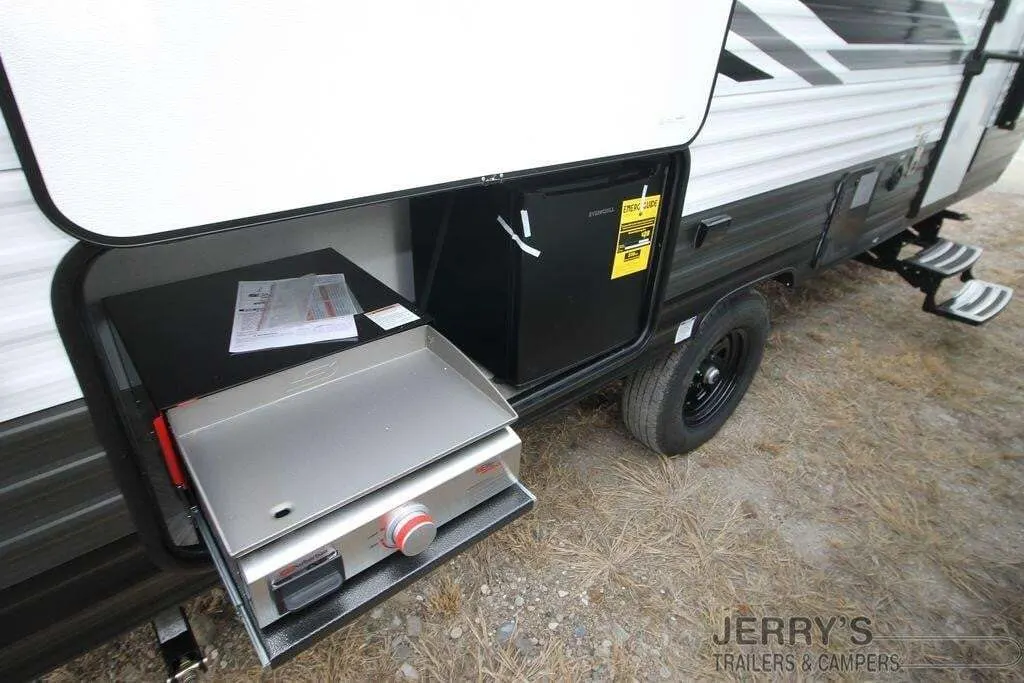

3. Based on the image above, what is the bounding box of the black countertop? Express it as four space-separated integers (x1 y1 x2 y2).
104 249 424 409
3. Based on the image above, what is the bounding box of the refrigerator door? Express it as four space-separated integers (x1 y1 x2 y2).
515 164 667 383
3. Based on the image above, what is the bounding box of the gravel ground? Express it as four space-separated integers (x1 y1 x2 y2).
45 183 1023 681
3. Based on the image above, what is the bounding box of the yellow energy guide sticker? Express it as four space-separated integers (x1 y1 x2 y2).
611 194 660 279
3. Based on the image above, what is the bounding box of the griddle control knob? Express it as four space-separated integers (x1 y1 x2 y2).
384 503 436 557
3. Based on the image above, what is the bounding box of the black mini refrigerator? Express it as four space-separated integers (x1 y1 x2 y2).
412 158 669 386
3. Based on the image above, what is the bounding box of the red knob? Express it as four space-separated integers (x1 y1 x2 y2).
384 504 437 556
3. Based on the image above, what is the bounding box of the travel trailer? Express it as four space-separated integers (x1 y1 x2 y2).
1 1 1021 678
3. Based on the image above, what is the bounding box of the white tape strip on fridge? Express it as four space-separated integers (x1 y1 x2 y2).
520 209 532 238
496 216 541 258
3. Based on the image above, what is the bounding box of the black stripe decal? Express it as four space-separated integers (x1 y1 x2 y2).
805 0 964 46
718 50 773 82
731 3 842 86
830 48 968 70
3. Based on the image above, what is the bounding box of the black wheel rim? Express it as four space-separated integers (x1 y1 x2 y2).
683 329 748 428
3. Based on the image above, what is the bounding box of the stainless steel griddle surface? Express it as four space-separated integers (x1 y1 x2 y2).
169 327 515 557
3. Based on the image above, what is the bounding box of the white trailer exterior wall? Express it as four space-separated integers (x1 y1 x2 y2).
0 129 77 423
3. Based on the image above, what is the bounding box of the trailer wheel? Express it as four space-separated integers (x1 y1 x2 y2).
622 290 769 455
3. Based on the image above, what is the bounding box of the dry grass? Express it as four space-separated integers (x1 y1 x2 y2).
424 570 463 620
44 192 1024 681
412 611 590 681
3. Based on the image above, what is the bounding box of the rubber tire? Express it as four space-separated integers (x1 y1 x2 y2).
622 290 769 455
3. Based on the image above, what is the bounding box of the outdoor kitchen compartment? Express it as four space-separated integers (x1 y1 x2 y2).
102 249 534 666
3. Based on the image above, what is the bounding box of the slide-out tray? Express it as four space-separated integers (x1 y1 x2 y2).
196 481 535 667
168 325 516 557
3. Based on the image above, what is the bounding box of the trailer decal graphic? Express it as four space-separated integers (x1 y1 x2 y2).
804 0 965 46
611 195 660 280
718 1 970 86
719 49 774 82
729 3 842 86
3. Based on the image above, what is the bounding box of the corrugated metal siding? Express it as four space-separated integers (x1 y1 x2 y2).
686 76 959 215
668 144 936 302
0 113 126 591
661 0 994 303
669 171 836 300
684 0 990 217
0 400 132 591
988 61 1020 126
4 84 85 425
958 125 1024 198
0 169 81 424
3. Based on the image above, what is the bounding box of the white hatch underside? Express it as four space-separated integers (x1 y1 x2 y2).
0 1 732 240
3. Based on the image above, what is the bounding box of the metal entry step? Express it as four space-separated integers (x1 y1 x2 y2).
932 279 1013 325
859 221 1011 327
904 239 982 277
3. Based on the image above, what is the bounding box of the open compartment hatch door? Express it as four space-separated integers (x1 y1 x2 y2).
0 1 733 244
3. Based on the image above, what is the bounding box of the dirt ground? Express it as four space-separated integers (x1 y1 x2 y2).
44 186 1023 681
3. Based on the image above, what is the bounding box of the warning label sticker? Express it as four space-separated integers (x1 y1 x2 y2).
611 194 660 279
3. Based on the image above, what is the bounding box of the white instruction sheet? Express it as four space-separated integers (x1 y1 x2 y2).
229 274 359 353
